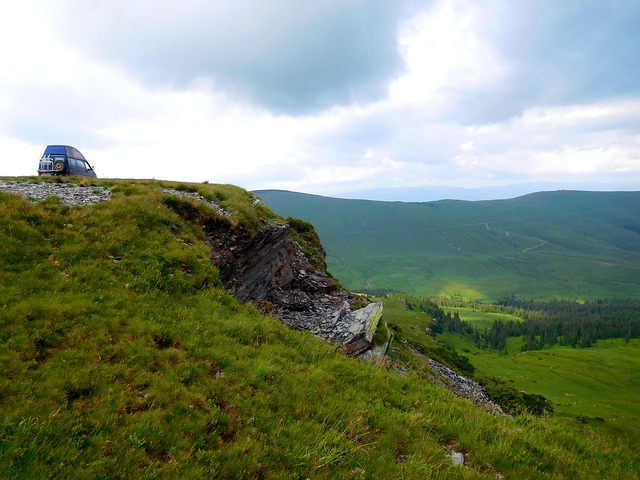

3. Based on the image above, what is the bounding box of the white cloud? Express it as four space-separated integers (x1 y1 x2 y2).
389 0 504 106
0 135 43 177
43 0 411 113
451 99 640 182
1 0 639 196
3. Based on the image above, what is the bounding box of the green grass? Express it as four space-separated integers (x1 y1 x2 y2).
256 189 640 301
451 335 640 444
375 294 640 446
436 314 640 444
1 178 640 479
439 304 640 442
441 307 523 330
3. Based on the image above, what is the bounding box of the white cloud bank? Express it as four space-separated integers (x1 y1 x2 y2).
0 0 639 197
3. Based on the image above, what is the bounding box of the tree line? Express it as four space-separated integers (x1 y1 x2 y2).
488 298 640 351
408 297 640 352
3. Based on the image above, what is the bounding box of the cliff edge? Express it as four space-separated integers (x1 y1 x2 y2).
205 215 382 355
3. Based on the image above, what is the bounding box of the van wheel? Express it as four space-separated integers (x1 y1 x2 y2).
54 161 65 171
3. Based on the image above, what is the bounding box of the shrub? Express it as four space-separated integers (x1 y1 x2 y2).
476 375 554 415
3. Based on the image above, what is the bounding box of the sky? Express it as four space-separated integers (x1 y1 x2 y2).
1 0 639 198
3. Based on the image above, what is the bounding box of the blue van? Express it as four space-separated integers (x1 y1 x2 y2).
37 145 97 178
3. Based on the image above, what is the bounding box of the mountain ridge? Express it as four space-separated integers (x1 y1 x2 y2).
258 181 639 203
254 188 640 301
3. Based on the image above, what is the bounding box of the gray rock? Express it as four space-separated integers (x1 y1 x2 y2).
451 451 465 467
426 357 504 415
205 218 382 354
0 180 111 205
398 338 504 415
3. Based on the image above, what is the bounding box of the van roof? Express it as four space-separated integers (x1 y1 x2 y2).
44 145 87 161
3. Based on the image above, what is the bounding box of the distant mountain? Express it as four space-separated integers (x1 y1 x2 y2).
335 182 638 202
254 189 640 301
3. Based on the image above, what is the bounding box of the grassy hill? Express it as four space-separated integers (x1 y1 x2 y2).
374 294 640 445
1 178 639 479
254 189 640 301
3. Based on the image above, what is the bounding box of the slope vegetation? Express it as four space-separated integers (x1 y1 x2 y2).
255 189 640 301
1 178 639 479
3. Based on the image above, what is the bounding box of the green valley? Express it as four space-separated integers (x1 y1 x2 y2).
375 294 640 445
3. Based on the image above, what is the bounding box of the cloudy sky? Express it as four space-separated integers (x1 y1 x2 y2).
1 0 639 198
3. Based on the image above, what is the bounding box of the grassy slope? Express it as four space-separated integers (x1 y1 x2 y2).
441 302 640 443
1 178 639 479
444 334 640 445
255 190 640 301
379 295 640 448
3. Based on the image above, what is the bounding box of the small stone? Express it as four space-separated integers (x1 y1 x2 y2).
451 451 465 467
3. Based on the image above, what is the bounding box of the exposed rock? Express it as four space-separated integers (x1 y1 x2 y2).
159 188 384 353
400 338 504 415
450 450 465 467
359 329 393 362
0 180 111 205
442 443 467 468
426 358 503 415
205 219 382 355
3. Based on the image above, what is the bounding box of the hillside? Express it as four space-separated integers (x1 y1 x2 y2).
1 178 639 479
254 189 640 301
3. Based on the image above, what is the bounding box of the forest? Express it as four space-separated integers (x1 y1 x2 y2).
409 297 640 352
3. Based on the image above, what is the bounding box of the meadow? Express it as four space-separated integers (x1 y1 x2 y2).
1 177 639 479
444 333 640 444
441 307 523 330
377 295 640 445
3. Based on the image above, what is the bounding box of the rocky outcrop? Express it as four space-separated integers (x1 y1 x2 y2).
0 180 111 205
426 358 504 415
2 181 382 354
158 189 384 354
397 338 504 414
205 218 382 355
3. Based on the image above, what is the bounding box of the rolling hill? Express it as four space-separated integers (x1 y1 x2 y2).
254 189 640 301
2 177 639 478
